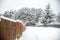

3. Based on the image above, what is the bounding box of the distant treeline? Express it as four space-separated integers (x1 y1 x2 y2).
0 4 60 26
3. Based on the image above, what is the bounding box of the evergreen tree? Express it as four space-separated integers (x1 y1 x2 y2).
41 4 54 26
3 10 14 19
57 12 60 22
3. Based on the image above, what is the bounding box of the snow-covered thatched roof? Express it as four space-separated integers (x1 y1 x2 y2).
0 16 17 22
0 16 23 24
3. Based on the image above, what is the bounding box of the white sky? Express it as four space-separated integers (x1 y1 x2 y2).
0 0 60 14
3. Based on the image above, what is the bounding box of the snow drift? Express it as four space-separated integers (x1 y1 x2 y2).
20 27 60 40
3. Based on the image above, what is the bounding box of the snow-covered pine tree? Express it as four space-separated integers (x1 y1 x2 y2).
41 4 54 26
57 12 60 23
3 10 14 19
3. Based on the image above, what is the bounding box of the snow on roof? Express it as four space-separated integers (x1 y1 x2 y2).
16 20 24 25
0 16 17 22
0 16 23 24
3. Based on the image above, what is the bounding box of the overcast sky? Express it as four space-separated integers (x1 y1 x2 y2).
0 0 60 14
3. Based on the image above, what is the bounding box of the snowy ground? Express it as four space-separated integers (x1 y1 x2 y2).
19 26 60 40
